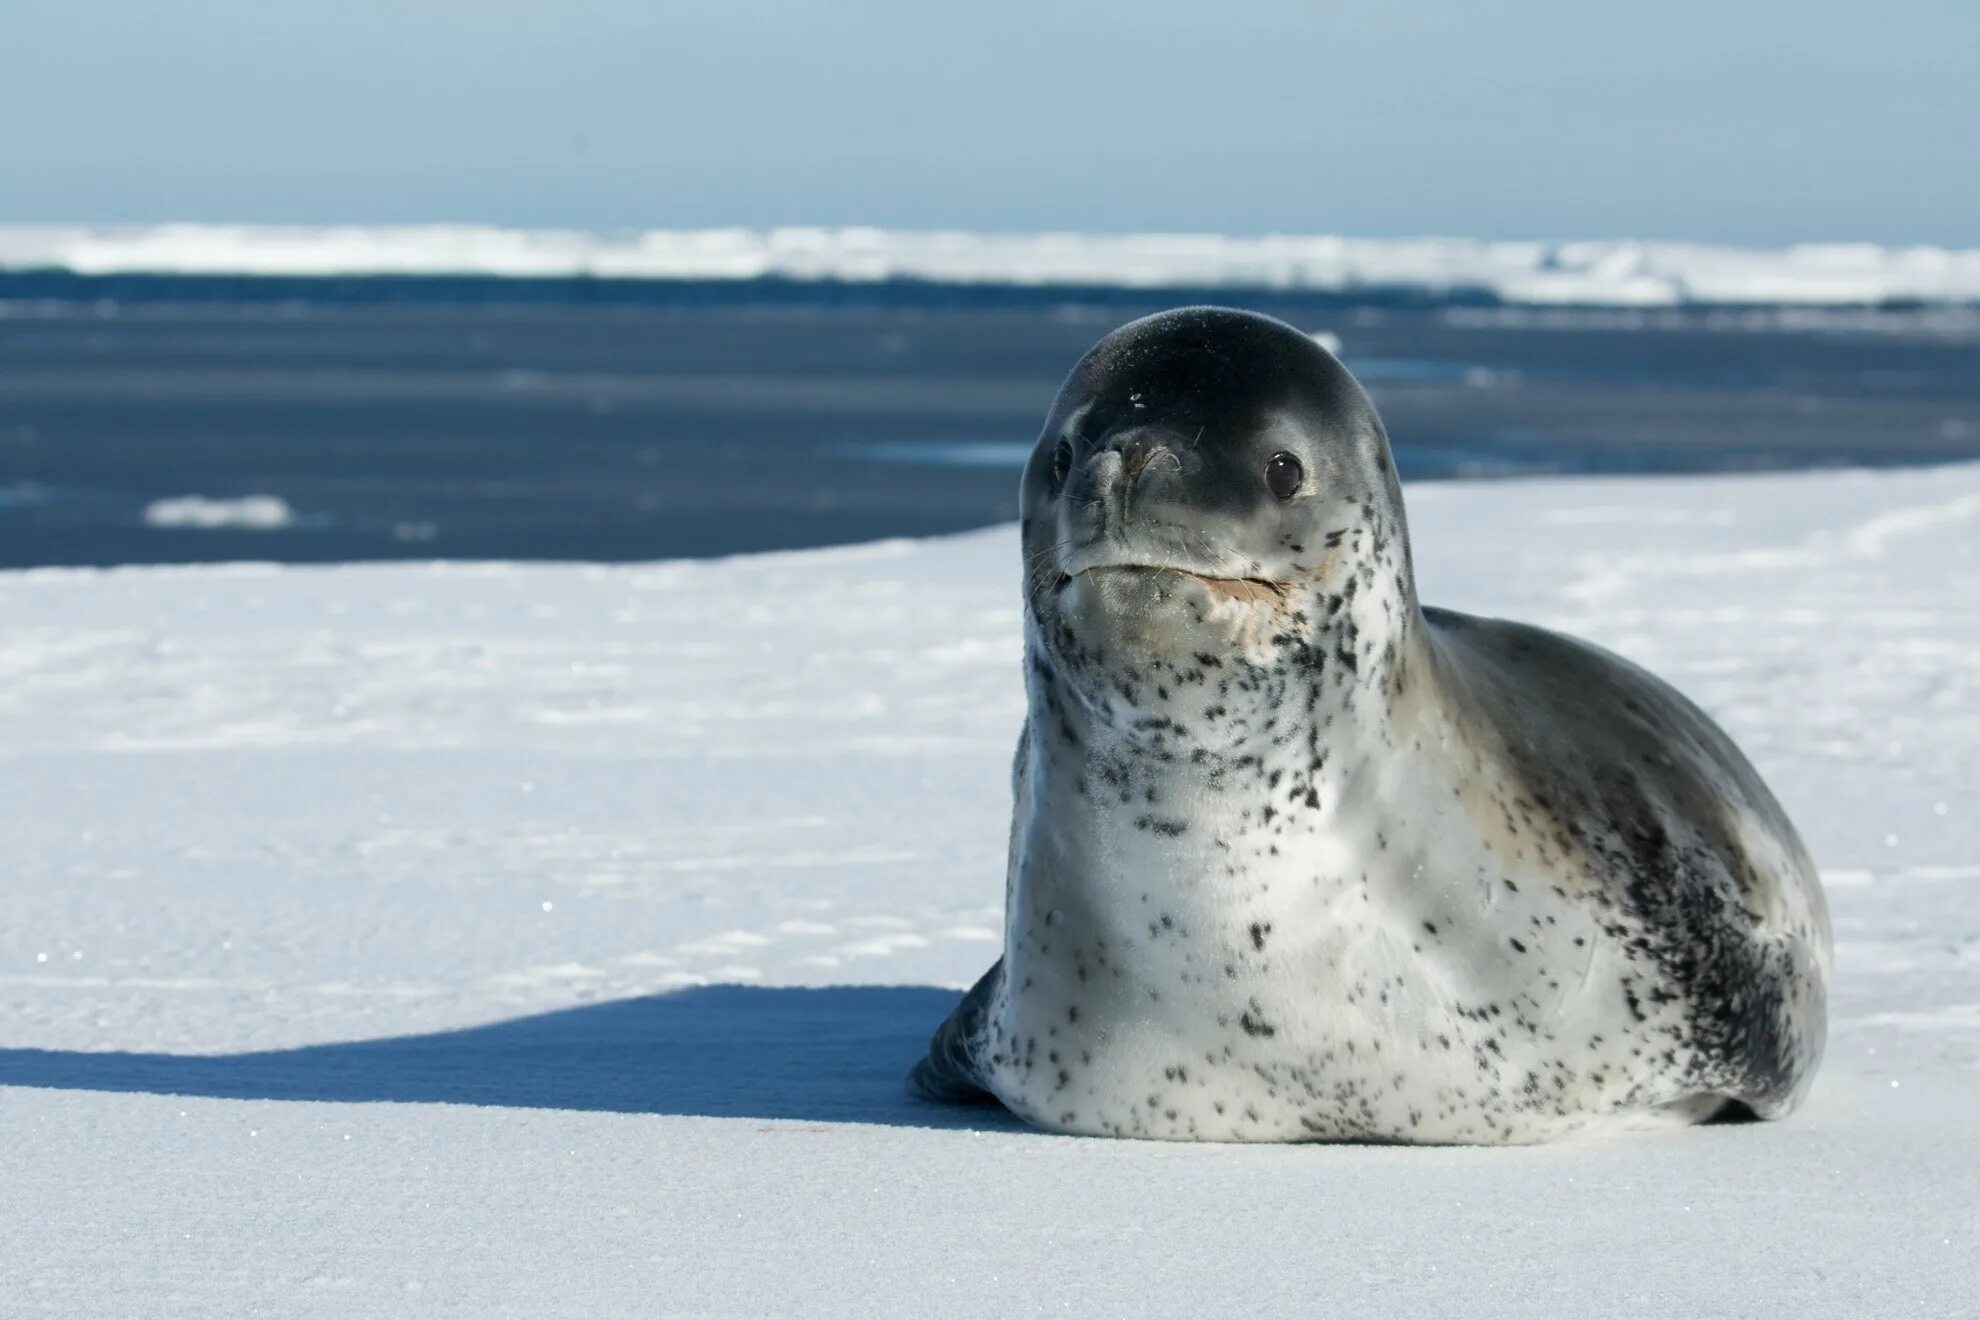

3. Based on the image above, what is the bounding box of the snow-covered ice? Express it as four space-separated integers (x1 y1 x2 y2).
6 224 1980 307
1 465 1976 1316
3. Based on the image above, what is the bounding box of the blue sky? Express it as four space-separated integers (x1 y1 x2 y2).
4 0 1975 243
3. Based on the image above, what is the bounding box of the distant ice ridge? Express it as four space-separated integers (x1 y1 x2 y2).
143 494 296 531
5 224 1980 306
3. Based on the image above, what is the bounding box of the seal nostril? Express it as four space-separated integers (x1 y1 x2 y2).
1121 436 1171 482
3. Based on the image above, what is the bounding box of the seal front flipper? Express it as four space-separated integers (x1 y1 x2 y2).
909 959 1004 1104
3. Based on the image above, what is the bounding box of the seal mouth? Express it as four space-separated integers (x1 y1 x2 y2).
1069 563 1290 605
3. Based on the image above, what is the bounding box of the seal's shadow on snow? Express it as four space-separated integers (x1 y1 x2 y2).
0 985 1026 1131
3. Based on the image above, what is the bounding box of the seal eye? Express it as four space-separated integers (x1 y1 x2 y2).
1265 451 1304 500
1052 438 1073 486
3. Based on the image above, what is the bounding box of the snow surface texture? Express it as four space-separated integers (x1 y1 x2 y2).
6 224 1980 306
1 466 1976 1317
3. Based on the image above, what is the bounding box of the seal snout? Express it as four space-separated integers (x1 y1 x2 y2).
1090 427 1189 518
1115 432 1180 483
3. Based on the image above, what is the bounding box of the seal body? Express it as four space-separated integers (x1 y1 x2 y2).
913 307 1830 1144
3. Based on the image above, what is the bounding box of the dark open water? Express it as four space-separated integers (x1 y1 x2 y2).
3 274 1978 568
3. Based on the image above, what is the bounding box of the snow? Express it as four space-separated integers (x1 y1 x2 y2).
1 464 1977 1316
5 224 1980 306
142 494 298 531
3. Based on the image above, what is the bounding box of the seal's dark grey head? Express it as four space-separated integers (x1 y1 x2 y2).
1021 307 1414 664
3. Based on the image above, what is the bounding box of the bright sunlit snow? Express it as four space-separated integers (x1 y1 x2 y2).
6 224 1980 307
2 465 1976 1316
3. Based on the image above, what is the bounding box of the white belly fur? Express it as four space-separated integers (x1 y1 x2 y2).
983 698 1720 1144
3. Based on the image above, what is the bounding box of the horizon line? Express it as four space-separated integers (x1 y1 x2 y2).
4 223 1979 309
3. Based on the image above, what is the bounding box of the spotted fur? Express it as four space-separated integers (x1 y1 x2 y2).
910 308 1830 1143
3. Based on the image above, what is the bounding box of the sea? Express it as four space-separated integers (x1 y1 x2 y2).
4 271 1979 569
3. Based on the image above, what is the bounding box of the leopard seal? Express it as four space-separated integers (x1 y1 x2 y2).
910 305 1830 1144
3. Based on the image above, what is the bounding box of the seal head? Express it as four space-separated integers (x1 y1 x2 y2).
1020 307 1410 687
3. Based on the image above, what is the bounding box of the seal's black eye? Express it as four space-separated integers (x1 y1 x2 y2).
1265 451 1304 500
1052 438 1073 486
